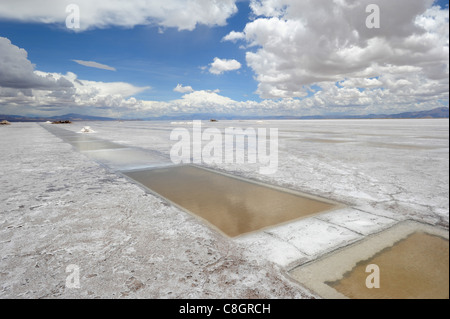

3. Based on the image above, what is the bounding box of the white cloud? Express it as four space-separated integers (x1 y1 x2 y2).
222 31 245 42
72 60 116 71
0 37 150 112
73 78 150 99
209 57 242 75
0 37 73 90
0 0 238 31
2 0 449 121
224 0 448 106
173 84 194 93
178 90 233 106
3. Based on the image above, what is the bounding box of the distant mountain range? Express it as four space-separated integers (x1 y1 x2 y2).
1 107 448 122
0 113 117 122
294 106 449 120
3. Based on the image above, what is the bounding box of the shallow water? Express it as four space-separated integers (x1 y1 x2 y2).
327 232 449 299
60 135 102 142
124 165 337 237
69 140 127 151
84 148 171 171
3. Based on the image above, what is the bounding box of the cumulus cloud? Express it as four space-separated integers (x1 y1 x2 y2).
0 37 73 90
224 0 449 108
0 37 269 116
209 57 242 75
0 37 150 112
0 0 238 31
178 90 233 106
222 31 245 42
72 60 116 71
135 90 242 115
173 84 194 93
2 0 449 120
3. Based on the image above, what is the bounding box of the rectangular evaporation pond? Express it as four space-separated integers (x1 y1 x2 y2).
61 135 102 142
289 221 449 299
84 148 172 171
61 133 99 141
46 130 78 137
327 232 449 299
123 165 338 237
46 131 79 138
69 140 127 151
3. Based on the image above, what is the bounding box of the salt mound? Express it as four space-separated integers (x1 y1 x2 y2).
0 120 11 125
80 126 95 133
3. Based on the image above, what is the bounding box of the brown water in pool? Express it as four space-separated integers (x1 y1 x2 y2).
124 165 337 237
327 232 449 299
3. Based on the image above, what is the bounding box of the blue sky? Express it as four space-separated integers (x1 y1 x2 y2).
0 1 254 101
0 1 256 106
0 0 448 118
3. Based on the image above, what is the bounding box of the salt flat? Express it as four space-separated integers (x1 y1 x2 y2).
0 119 448 298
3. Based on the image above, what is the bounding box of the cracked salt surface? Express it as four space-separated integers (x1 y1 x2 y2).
0 119 448 298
